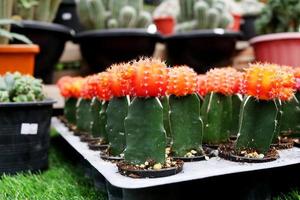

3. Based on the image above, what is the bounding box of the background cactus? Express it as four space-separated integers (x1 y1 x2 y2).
64 97 77 125
0 0 14 44
13 0 62 22
167 66 203 157
77 0 152 30
176 0 233 32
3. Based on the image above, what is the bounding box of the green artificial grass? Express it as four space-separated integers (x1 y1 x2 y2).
0 138 107 200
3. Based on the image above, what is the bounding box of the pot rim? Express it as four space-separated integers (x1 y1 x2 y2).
0 44 39 53
0 99 56 107
250 32 300 44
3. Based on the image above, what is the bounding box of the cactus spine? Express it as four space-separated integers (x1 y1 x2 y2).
76 98 93 133
91 97 102 139
64 97 78 125
201 92 232 144
124 97 166 165
169 94 203 156
106 96 130 156
236 96 280 154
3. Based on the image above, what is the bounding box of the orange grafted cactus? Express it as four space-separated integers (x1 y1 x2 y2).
80 75 101 99
197 75 209 97
205 67 244 96
130 58 169 97
57 76 84 98
95 72 112 101
244 64 295 101
107 63 132 97
167 66 197 96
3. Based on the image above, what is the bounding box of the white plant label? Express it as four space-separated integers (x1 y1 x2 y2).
21 123 38 135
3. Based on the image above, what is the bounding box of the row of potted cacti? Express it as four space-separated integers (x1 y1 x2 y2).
57 58 300 178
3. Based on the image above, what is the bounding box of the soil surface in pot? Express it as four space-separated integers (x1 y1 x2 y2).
271 137 294 150
171 148 206 162
218 143 279 163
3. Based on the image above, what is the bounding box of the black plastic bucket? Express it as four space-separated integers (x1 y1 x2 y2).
0 100 55 174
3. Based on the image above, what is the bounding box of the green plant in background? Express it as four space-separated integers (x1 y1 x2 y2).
0 72 45 102
167 67 204 157
0 0 32 44
13 0 62 22
256 0 300 34
77 0 152 30
176 0 233 32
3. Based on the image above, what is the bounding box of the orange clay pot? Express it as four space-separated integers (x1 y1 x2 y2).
0 44 39 75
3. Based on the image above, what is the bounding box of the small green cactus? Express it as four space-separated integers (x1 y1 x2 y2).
194 1 208 29
76 98 93 133
106 96 130 156
201 92 232 145
206 8 220 29
64 97 78 125
119 6 137 28
124 97 166 165
169 94 203 157
235 96 280 154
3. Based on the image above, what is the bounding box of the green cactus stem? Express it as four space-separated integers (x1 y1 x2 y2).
109 0 127 19
90 0 107 29
272 99 282 143
124 97 166 165
169 94 203 157
201 92 232 145
231 94 242 136
106 96 130 156
280 93 300 135
76 98 93 133
91 97 102 139
206 8 220 29
160 96 171 145
179 0 195 22
64 97 78 125
176 20 198 32
235 96 280 154
107 18 119 29
34 0 51 22
136 11 152 28
99 101 109 143
219 13 233 29
128 0 143 15
194 1 208 29
119 6 137 28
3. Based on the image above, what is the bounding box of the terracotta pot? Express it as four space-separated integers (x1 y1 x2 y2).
250 32 300 67
0 44 39 75
154 16 175 36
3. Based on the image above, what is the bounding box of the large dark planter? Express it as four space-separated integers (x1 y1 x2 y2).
74 29 160 72
0 100 55 174
11 21 73 84
240 14 259 40
164 30 241 73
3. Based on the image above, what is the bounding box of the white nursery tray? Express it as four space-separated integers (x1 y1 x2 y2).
51 117 300 189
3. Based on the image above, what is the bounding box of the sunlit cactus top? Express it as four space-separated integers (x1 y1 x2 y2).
205 67 244 96
244 64 296 101
197 75 209 97
130 58 169 97
57 76 85 98
167 66 197 96
106 63 132 97
95 72 112 101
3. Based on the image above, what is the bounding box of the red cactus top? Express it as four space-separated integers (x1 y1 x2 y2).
57 76 85 98
130 58 169 97
244 64 295 101
94 72 112 101
197 75 209 97
167 66 198 96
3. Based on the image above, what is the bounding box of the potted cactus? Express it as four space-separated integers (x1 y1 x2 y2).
57 76 84 128
0 0 39 75
0 72 55 174
164 0 241 72
74 0 159 72
219 64 296 163
167 66 205 161
251 0 300 66
200 68 244 148
117 58 183 178
11 0 72 83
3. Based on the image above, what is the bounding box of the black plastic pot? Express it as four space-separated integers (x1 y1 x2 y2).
74 29 160 72
164 30 241 73
240 15 259 40
11 20 73 84
0 100 55 174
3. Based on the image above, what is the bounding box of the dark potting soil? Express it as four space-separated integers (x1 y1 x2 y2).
117 160 184 178
218 144 279 163
271 137 294 150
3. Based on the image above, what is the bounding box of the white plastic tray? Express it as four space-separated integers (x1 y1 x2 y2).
52 117 300 189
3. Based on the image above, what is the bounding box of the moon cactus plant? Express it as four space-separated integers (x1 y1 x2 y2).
57 76 84 125
167 66 204 158
200 68 244 145
124 58 168 165
235 64 295 155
